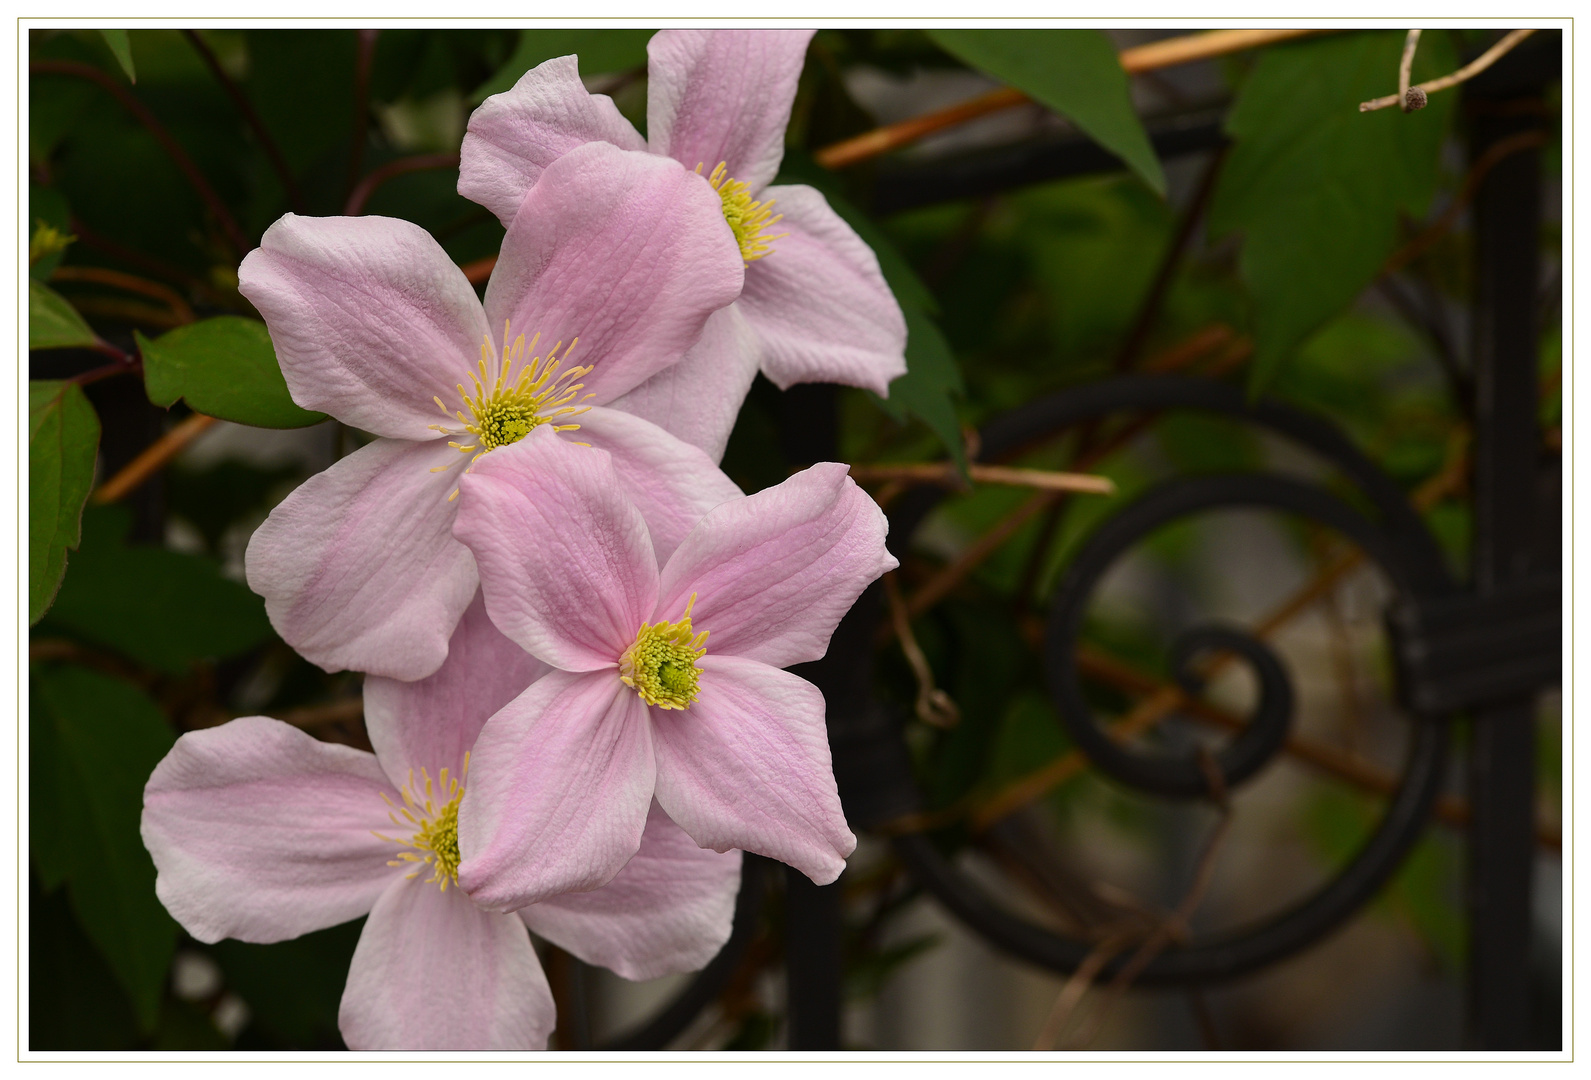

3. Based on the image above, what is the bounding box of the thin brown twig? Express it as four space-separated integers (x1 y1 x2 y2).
93 413 219 504
346 30 381 204
883 573 961 728
1360 29 1536 112
1398 29 1423 110
851 462 1115 496
345 153 462 216
462 254 497 286
50 265 196 325
182 29 304 213
1032 934 1132 1050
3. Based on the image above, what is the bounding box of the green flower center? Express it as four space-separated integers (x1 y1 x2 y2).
620 595 709 710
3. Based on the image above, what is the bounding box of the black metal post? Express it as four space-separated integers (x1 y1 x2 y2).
1464 45 1550 1051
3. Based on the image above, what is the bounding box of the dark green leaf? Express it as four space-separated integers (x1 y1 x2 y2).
1207 30 1457 390
29 876 143 1050
29 184 74 281
29 380 100 625
139 317 327 429
30 279 97 350
43 505 276 674
472 28 655 102
99 29 137 82
928 30 1165 196
32 664 179 1032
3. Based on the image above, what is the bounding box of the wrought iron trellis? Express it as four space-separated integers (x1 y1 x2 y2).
582 33 1561 1052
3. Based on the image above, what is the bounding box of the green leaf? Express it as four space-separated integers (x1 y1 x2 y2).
30 279 96 350
32 664 178 1032
42 506 276 674
29 380 100 625
29 184 74 282
928 30 1165 196
99 29 136 83
29 877 143 1050
472 28 655 102
1207 30 1457 391
139 317 326 429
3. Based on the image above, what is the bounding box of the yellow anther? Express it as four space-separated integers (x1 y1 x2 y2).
619 594 708 710
699 162 786 264
372 754 470 891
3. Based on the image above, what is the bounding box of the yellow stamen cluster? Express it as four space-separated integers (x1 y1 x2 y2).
700 162 786 264
619 595 709 710
373 756 469 891
429 324 594 498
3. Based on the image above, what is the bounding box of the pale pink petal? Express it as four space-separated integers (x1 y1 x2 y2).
737 185 908 395
605 304 762 465
577 406 743 565
459 54 648 228
646 29 815 193
457 669 654 911
652 656 854 885
141 717 396 944
238 214 490 440
520 801 740 980
364 590 550 789
656 462 897 668
454 426 657 670
339 877 553 1050
481 140 743 407
245 437 477 682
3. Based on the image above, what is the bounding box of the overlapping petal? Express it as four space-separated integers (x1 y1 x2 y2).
481 141 744 408
577 406 743 564
737 185 908 395
455 426 657 670
245 437 478 681
652 656 854 885
458 669 655 911
646 29 815 193
656 462 896 668
363 590 549 789
605 305 762 465
459 54 647 228
339 878 554 1050
520 801 741 981
141 717 396 944
238 214 489 440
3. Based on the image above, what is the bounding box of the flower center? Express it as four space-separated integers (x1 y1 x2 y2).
619 594 708 710
373 756 469 891
700 162 786 264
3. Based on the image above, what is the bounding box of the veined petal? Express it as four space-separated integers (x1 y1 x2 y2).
652 656 854 885
141 717 396 944
520 801 740 981
459 54 648 228
454 426 658 671
578 406 743 566
238 214 490 440
339 877 553 1050
605 304 762 465
244 437 477 682
482 141 743 408
646 29 815 194
457 669 655 911
364 590 550 789
656 462 897 668
737 185 908 395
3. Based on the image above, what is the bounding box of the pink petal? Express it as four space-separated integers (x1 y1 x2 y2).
459 54 648 228
141 717 396 944
245 437 477 681
578 405 743 565
737 185 908 395
457 669 655 911
454 425 658 671
238 214 490 441
520 801 740 980
656 462 897 668
652 656 854 885
646 29 815 193
481 140 743 408
605 304 762 465
363 590 550 789
339 877 553 1050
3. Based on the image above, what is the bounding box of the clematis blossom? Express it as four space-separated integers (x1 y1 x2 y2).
239 139 747 682
459 29 908 461
141 593 742 1051
450 425 897 912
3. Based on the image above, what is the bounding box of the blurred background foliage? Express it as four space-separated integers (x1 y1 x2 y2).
27 27 1560 1050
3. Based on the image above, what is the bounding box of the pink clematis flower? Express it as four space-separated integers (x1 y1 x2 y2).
141 593 742 1050
239 140 747 681
450 425 897 912
459 29 908 462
